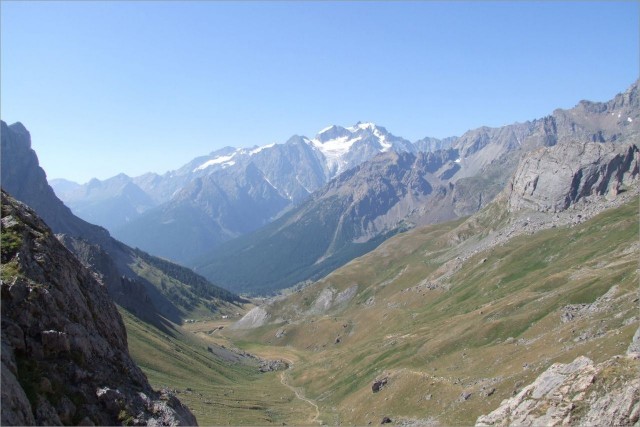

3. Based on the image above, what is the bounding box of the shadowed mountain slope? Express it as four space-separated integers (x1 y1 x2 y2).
1 121 244 327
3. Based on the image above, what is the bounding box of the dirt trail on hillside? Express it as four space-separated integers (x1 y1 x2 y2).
279 359 321 425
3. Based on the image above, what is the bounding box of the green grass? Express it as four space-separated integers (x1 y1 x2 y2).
1 225 23 281
121 309 315 426
1 227 22 256
1 259 20 282
223 196 639 426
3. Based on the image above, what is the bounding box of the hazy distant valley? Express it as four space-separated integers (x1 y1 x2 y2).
2 81 639 426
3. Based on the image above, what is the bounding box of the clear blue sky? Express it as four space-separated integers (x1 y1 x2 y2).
2 1 638 183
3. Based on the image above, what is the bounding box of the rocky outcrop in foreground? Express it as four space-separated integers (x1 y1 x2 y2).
507 141 639 213
0 190 196 426
476 352 640 426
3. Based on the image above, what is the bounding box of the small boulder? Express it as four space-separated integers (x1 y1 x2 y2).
259 359 289 372
372 377 388 393
459 391 472 401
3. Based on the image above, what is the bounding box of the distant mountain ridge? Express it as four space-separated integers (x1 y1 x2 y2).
193 80 639 294
49 80 639 293
51 173 156 231
51 122 456 263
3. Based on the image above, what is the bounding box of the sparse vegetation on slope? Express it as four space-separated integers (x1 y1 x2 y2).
223 196 639 425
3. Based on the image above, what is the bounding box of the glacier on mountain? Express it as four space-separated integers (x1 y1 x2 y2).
194 152 239 171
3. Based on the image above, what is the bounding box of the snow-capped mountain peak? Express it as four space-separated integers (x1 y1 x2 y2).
193 142 278 172
347 121 377 132
191 121 411 177
309 122 402 175
315 124 352 143
249 142 276 155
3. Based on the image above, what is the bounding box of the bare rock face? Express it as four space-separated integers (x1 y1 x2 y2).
507 141 639 213
232 306 270 330
309 285 358 315
0 191 197 426
476 354 640 426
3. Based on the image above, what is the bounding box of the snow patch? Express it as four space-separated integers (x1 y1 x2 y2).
250 143 276 155
295 175 312 193
221 160 235 168
454 158 461 163
628 117 633 123
262 174 277 190
374 129 391 151
310 135 363 173
194 152 238 171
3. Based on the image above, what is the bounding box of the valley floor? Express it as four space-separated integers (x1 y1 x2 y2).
124 195 639 426
122 310 316 426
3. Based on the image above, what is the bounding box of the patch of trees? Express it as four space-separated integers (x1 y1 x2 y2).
133 248 246 303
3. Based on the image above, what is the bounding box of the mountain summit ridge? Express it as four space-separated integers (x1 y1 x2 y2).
49 80 640 273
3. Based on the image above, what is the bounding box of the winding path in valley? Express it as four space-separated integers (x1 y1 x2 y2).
279 359 321 425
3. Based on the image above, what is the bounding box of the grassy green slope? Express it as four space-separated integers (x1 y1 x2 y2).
121 309 316 426
226 197 639 425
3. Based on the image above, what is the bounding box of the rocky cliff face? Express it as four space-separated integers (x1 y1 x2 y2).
452 80 639 182
0 122 110 245
507 141 639 212
476 353 640 426
1 190 197 426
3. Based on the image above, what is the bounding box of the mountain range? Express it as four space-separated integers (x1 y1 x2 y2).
1 121 244 328
51 81 639 295
196 80 639 294
3 80 639 426
51 122 455 264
